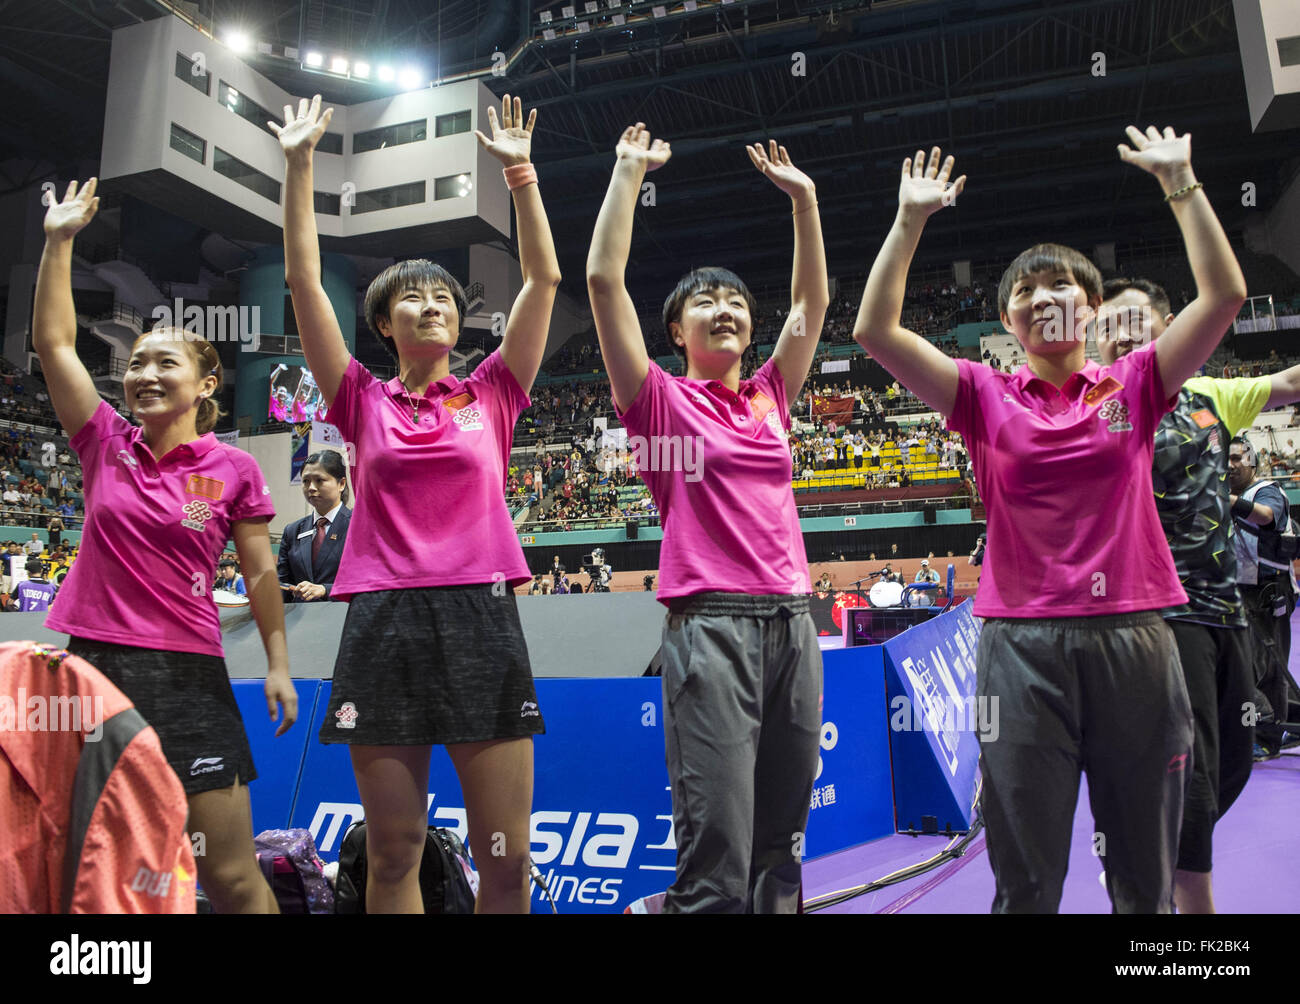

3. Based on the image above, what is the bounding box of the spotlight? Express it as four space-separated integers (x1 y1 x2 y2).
540 10 553 22
330 56 349 74
377 64 395 82
585 1 597 11
542 28 556 39
305 51 323 67
684 0 696 9
562 5 574 17
225 31 250 53
256 42 272 55
577 21 590 32
353 61 371 78
652 5 666 17
612 12 625 24
398 67 423 89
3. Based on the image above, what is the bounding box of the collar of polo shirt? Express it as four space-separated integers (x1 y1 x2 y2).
384 373 460 400
126 426 219 463
1010 358 1108 395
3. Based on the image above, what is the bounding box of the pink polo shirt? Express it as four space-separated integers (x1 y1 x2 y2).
615 357 810 601
946 342 1187 617
47 401 275 657
324 350 531 600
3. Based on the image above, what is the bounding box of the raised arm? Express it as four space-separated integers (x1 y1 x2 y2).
1263 362 1300 409
476 95 562 397
33 179 105 440
272 95 350 407
1117 126 1248 398
586 124 671 413
852 149 965 417
751 141 830 404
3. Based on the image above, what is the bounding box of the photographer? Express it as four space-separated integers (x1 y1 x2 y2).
1229 436 1298 757
585 548 613 593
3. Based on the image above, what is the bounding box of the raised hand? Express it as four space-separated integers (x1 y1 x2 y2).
474 94 536 167
747 140 814 200
1117 125 1193 187
44 178 99 241
898 147 966 218
270 94 334 159
615 123 671 172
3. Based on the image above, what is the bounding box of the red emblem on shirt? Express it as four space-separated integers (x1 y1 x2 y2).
186 475 225 500
1190 408 1217 429
442 391 476 413
1083 376 1124 406
749 392 776 425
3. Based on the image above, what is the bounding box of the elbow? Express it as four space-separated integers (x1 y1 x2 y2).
587 272 618 297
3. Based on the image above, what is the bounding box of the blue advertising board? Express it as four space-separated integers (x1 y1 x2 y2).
231 679 322 830
234 647 894 914
880 603 983 832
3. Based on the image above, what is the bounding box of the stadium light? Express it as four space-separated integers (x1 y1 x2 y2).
353 61 371 78
304 51 324 67
224 31 250 53
330 56 349 74
398 66 424 89
377 64 395 82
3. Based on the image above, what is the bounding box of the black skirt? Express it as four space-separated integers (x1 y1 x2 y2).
64 637 257 796
319 585 545 746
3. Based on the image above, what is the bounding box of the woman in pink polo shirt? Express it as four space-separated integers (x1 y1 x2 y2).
33 179 298 914
276 94 560 914
588 126 829 913
853 126 1247 913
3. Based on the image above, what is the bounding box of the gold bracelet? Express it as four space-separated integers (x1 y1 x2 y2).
793 200 818 216
1164 181 1203 203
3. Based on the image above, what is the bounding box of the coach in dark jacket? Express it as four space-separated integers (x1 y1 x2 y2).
278 449 351 601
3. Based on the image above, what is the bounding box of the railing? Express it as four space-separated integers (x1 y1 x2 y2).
89 302 144 332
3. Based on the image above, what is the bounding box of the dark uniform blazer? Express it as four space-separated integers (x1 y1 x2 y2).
277 506 351 601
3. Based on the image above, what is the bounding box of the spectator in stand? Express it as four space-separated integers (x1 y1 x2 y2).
24 533 43 557
216 559 246 596
46 514 64 550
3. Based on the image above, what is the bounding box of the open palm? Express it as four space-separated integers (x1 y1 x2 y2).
747 140 813 198
1117 125 1191 182
270 94 334 158
474 94 535 167
615 123 671 172
44 178 99 240
899 147 966 217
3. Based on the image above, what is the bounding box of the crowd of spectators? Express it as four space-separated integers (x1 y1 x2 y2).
507 435 659 531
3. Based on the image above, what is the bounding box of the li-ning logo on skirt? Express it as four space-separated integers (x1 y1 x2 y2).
335 702 358 729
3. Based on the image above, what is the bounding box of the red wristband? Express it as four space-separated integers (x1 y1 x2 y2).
504 163 537 190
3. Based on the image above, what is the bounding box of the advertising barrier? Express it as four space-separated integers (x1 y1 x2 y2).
881 603 983 833
237 650 894 914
